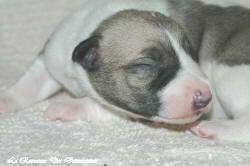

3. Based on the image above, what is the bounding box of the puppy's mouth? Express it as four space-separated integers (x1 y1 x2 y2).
150 113 203 125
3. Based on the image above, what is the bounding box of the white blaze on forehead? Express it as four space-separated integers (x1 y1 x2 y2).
151 12 207 81
162 28 212 90
164 28 206 81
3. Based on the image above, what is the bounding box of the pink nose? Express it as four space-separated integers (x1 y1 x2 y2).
193 89 212 110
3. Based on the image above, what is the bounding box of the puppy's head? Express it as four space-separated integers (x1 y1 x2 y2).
72 10 212 124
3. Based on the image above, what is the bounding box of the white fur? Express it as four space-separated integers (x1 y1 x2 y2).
211 64 250 118
0 57 61 112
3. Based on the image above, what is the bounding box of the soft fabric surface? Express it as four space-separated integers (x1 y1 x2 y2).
0 0 250 165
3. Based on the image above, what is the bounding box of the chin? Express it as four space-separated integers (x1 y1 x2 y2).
150 114 203 125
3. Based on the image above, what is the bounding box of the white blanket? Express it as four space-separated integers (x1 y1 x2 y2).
0 0 249 165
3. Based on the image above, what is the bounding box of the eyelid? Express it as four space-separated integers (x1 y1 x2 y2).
133 62 154 67
141 46 164 61
123 64 150 71
124 62 154 70
122 57 157 70
134 57 156 65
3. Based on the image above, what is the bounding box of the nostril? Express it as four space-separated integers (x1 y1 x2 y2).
193 90 212 110
194 90 203 101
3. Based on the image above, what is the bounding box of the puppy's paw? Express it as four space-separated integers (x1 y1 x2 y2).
190 119 250 142
190 120 227 140
44 102 83 122
44 98 119 122
0 94 18 114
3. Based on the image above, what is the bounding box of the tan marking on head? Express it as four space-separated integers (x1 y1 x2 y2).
91 10 186 67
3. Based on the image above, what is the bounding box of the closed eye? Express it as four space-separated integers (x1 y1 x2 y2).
141 47 163 62
123 63 154 75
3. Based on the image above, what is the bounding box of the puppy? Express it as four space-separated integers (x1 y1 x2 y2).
167 0 250 142
0 1 212 134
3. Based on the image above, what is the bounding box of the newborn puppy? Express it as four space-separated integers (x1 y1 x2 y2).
167 0 250 142
0 1 211 130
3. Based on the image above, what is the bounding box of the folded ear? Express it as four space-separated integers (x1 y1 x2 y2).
72 35 102 71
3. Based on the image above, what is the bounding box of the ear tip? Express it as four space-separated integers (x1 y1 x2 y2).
72 50 79 62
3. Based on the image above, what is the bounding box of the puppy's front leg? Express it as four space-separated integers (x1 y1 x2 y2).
191 117 250 142
0 56 62 113
44 97 119 122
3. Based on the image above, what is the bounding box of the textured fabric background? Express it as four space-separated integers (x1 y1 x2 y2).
0 0 250 166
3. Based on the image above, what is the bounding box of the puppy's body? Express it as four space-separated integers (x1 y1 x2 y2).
1 0 249 142
1 0 213 122
1 0 212 122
